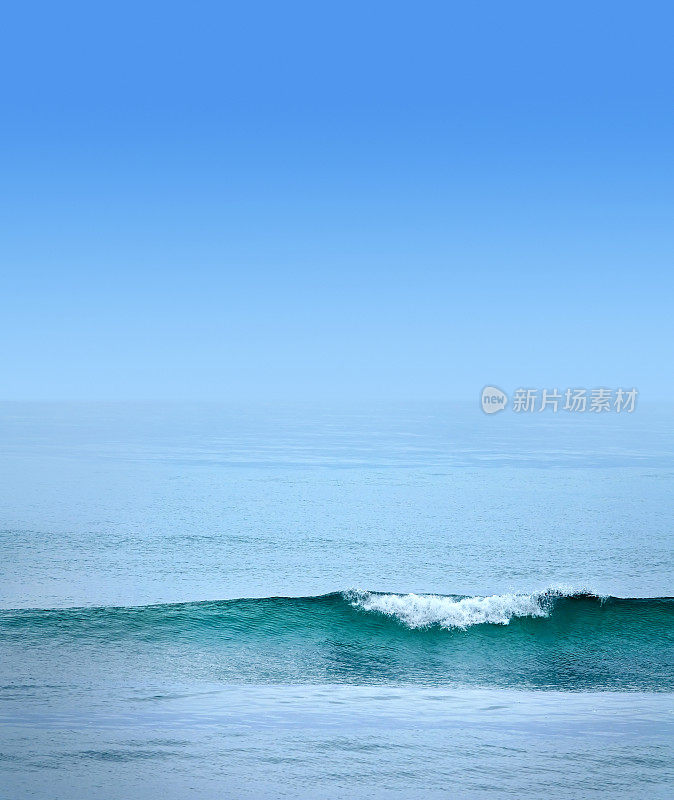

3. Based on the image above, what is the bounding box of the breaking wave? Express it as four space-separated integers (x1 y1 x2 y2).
345 588 573 629
1 587 670 633
2 588 672 690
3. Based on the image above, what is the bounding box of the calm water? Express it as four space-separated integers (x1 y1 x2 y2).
1 402 672 798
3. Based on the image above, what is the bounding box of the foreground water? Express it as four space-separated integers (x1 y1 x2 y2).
2 686 672 800
0 402 672 797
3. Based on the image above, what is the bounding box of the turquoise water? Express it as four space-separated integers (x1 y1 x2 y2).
2 592 673 690
1 403 673 798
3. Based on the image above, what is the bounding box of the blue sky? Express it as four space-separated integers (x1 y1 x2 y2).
1 1 672 400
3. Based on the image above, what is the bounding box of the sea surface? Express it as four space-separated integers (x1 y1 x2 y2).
0 402 672 798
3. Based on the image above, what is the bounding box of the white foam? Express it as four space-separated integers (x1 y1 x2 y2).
347 590 556 629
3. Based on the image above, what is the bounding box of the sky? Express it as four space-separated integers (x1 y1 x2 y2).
1 1 672 401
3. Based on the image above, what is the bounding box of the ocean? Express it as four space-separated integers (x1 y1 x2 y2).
0 402 672 798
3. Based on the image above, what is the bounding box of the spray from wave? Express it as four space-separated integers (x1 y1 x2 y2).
345 588 581 629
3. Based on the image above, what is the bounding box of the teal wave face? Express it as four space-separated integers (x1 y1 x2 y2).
2 591 673 691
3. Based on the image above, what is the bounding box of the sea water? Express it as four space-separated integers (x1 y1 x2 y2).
0 402 672 798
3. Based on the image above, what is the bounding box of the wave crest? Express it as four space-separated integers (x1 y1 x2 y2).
345 589 574 629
